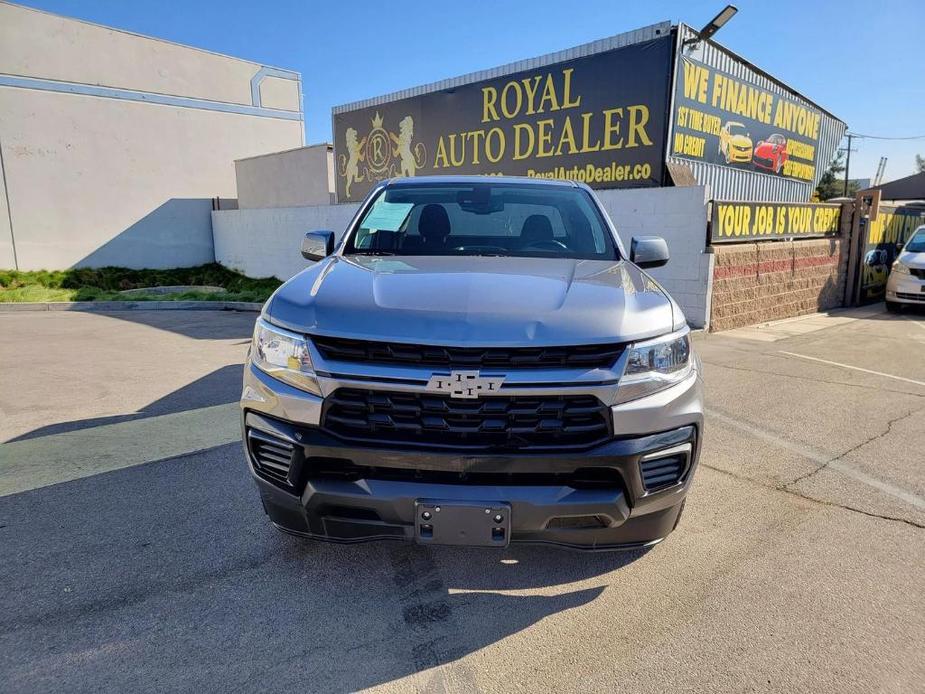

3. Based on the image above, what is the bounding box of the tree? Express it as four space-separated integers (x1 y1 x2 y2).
814 151 857 200
916 154 925 173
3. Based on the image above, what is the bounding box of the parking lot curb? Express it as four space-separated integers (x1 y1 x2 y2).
0 300 263 313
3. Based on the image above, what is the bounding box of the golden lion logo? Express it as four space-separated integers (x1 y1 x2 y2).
391 115 423 178
338 112 426 197
340 127 366 199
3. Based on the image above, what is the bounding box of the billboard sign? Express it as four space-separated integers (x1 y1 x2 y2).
333 36 673 202
670 56 825 183
711 201 841 243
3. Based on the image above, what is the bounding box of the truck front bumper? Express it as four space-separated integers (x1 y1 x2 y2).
241 363 703 551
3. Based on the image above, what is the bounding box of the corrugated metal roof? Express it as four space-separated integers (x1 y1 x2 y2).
668 24 847 202
332 21 672 114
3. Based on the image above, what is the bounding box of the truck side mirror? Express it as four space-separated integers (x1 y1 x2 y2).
301 230 335 261
630 236 670 269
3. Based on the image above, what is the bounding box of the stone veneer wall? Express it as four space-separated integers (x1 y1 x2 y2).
709 235 850 331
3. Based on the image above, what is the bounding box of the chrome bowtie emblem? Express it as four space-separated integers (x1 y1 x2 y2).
426 371 505 399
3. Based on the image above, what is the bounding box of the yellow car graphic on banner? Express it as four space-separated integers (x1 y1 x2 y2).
719 121 753 164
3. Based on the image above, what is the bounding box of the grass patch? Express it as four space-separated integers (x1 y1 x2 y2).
0 264 281 303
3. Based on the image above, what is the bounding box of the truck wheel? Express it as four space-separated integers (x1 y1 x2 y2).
886 300 902 313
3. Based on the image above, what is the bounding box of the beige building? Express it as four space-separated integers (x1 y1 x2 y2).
0 1 304 270
235 144 335 209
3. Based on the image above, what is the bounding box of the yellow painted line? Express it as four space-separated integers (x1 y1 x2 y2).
0 403 240 497
778 351 925 388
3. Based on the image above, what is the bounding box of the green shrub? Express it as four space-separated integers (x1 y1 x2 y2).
0 263 281 303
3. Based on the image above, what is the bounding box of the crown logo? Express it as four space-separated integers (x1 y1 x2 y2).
371 112 383 129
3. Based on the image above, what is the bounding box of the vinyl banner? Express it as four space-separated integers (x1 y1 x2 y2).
671 56 824 182
333 37 672 202
859 206 925 302
711 201 841 243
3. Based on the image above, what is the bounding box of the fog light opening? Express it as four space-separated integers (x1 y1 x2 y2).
639 443 692 492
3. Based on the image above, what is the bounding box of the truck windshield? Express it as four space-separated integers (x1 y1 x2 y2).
344 182 620 260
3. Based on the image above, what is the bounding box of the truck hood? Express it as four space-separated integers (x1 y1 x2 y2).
266 255 677 346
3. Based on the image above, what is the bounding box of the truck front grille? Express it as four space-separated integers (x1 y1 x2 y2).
312 336 623 370
322 388 611 450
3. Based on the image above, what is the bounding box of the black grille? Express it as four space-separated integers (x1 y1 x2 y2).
640 454 686 491
313 336 623 370
247 429 295 485
545 515 609 530
322 388 611 450
896 292 925 302
909 268 925 279
307 457 623 488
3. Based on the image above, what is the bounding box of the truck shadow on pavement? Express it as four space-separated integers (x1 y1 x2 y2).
0 443 641 693
92 307 258 341
6 364 243 443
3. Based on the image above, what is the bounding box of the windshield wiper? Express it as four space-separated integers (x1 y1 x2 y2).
354 250 397 256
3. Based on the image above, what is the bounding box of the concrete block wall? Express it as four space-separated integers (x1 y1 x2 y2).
212 203 360 280
710 236 848 331
596 186 711 327
212 185 713 327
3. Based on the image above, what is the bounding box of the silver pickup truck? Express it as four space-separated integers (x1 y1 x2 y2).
241 176 703 551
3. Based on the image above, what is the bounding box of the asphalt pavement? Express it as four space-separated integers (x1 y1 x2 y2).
1 307 923 693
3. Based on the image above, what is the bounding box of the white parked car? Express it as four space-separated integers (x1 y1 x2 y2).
886 225 925 312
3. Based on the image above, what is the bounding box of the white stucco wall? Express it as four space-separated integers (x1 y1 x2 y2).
212 185 712 326
213 203 360 280
0 2 300 109
0 2 303 270
596 186 712 327
259 77 301 112
0 161 14 268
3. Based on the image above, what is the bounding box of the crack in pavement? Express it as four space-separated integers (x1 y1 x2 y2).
701 360 925 398
701 462 925 530
782 409 920 490
706 407 925 523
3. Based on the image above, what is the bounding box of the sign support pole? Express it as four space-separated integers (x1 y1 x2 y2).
843 133 854 197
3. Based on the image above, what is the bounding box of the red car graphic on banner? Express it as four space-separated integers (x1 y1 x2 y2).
753 133 789 174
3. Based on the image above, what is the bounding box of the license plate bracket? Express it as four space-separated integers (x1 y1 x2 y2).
414 500 511 547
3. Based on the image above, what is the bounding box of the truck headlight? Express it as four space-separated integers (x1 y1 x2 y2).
614 327 693 404
251 318 321 395
891 260 910 275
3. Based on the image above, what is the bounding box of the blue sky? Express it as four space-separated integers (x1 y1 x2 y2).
17 0 925 183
